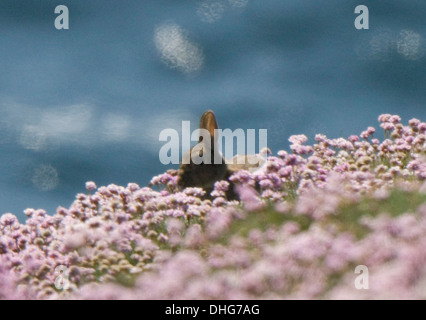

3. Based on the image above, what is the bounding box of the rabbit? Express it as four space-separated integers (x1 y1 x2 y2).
177 110 267 199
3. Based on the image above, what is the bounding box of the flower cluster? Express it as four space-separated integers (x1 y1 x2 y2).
1 114 426 299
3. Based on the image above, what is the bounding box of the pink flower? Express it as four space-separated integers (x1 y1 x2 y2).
277 150 288 159
378 114 392 123
85 181 97 192
183 187 206 197
229 170 255 186
315 134 327 143
409 118 420 128
360 127 375 139
0 213 18 227
289 134 308 145
235 185 265 211
211 180 230 197
381 122 395 131
367 126 376 135
390 115 401 124
290 144 314 155
348 135 360 143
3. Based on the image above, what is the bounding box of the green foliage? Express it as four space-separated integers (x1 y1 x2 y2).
329 189 426 238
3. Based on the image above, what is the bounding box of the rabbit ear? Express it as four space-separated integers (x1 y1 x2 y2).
199 110 219 143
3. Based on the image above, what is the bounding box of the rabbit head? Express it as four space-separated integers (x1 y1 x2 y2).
177 110 228 194
177 110 268 199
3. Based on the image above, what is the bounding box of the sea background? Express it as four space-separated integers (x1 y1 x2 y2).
0 0 425 221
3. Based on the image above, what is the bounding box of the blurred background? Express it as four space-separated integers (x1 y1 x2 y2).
0 0 425 220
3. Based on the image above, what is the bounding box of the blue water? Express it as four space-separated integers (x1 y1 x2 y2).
0 0 425 221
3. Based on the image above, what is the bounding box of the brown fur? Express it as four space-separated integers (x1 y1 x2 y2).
177 110 265 199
